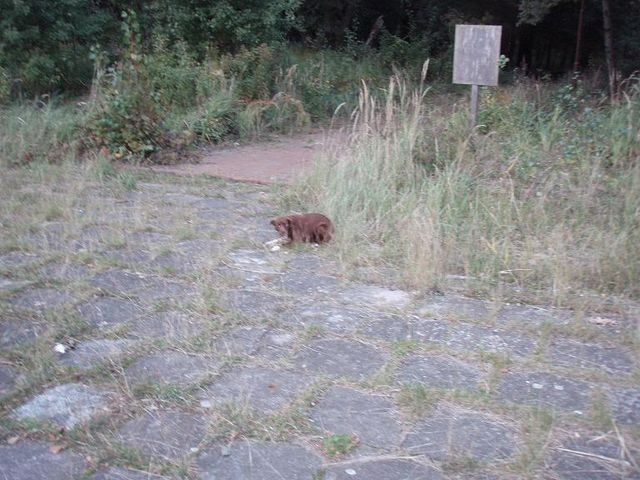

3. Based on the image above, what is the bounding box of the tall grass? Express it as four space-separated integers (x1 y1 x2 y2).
294 72 640 305
0 102 85 167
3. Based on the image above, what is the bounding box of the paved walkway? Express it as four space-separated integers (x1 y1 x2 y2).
149 130 336 184
0 175 639 479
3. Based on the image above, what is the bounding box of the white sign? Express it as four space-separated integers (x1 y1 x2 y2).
453 25 502 86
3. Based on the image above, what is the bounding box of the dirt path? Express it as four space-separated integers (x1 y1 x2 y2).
150 129 338 184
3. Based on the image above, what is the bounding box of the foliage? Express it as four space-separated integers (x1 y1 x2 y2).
0 0 118 95
147 0 301 54
220 44 281 100
87 81 163 161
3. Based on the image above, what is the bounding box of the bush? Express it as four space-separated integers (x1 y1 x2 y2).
86 66 164 161
220 44 281 100
238 92 309 136
181 89 239 143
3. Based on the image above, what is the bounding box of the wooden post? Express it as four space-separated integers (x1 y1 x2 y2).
470 84 479 127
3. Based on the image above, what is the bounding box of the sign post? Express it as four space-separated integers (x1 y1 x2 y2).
453 25 502 127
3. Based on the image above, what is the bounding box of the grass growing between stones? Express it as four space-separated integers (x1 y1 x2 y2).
322 433 359 458
291 73 640 309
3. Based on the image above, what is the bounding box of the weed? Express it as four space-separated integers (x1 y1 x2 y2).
441 456 481 474
391 339 420 357
302 324 326 340
322 433 358 458
587 390 614 430
512 407 556 475
397 383 440 419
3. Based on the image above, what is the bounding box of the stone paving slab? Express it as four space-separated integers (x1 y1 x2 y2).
4 176 640 480
124 231 173 245
124 351 215 388
309 386 403 453
37 261 90 282
286 253 339 274
0 317 46 347
294 339 385 379
0 441 87 480
214 326 296 358
9 287 74 312
90 269 197 303
408 316 451 342
546 433 639 480
402 407 518 462
277 271 342 296
118 410 207 461
495 371 595 414
289 303 372 333
609 388 640 425
324 458 442 480
0 363 18 396
76 296 145 329
175 239 225 261
337 284 412 310
196 441 322 480
548 339 635 374
227 250 284 274
358 315 411 341
224 290 287 318
0 251 41 269
128 311 208 340
397 354 482 390
445 323 535 358
11 383 112 429
89 466 170 479
58 339 136 370
496 303 571 326
198 366 307 414
0 277 32 292
418 294 491 321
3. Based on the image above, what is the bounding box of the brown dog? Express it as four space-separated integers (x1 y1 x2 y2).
270 213 334 245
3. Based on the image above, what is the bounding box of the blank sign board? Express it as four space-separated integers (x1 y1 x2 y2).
453 25 502 86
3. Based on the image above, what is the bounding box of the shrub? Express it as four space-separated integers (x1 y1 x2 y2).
238 93 309 136
181 89 239 143
220 44 281 100
87 81 163 161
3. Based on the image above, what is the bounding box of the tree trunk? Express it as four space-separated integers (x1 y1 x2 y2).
572 0 585 77
601 0 617 101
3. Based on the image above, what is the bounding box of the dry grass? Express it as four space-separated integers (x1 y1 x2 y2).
292 71 640 307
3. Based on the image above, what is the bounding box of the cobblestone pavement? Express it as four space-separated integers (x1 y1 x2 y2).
1 175 638 479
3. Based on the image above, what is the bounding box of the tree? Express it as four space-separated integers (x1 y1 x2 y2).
600 0 616 100
0 0 119 95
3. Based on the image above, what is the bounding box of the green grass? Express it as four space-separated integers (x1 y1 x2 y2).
322 433 358 458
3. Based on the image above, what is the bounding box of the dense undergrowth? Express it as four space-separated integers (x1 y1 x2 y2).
1 44 405 164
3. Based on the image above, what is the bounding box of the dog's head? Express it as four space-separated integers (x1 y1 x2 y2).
270 216 292 239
